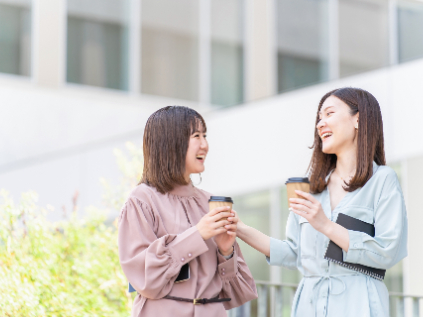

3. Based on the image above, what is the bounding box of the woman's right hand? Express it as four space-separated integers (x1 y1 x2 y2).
196 206 233 240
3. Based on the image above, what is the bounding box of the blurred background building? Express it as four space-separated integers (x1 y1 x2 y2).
1 0 423 313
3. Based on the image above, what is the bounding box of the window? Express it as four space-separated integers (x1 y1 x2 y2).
398 0 423 63
141 0 199 101
211 0 244 107
339 0 389 77
66 0 129 90
233 190 271 281
0 0 32 76
276 0 329 93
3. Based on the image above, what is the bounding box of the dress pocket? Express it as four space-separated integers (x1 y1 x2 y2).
299 217 318 259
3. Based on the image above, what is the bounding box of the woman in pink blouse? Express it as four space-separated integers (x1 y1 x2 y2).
118 106 257 317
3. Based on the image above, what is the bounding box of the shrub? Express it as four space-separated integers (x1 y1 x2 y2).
0 142 143 316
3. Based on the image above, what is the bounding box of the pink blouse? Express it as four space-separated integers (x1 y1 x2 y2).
118 183 257 317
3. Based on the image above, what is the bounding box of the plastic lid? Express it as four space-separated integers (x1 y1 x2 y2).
285 177 310 184
209 196 234 203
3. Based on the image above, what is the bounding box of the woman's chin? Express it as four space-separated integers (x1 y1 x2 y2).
321 146 336 155
192 166 206 174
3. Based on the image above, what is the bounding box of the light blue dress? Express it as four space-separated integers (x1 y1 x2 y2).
267 162 408 317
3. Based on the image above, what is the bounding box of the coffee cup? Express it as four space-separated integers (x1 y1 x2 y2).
209 196 233 221
285 177 310 202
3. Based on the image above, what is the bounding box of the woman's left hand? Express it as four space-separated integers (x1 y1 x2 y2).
289 190 331 234
214 210 239 256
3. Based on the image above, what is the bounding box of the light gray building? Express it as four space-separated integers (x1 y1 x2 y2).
1 0 423 315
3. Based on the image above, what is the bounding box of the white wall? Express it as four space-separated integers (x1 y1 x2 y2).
0 75 199 216
201 58 423 196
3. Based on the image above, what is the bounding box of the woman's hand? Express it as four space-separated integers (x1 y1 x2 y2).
215 210 239 256
290 190 350 252
289 190 331 234
196 206 233 241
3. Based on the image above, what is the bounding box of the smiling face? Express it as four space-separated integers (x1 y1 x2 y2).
184 123 208 179
317 95 359 155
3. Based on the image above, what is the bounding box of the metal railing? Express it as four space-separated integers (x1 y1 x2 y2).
228 281 423 317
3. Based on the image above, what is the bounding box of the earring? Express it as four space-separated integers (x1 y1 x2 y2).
355 123 358 129
191 173 202 186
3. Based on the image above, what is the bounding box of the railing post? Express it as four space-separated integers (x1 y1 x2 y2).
396 297 404 317
274 285 283 317
258 284 268 317
413 298 420 317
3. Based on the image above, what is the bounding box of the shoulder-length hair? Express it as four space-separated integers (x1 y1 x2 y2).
307 87 386 194
140 106 207 194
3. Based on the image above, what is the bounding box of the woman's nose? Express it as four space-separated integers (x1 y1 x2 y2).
200 138 208 149
316 119 325 129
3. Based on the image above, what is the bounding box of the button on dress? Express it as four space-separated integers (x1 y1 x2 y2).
267 163 408 317
118 183 257 317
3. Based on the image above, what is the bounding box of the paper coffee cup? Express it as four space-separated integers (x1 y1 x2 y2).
285 177 310 202
209 196 233 221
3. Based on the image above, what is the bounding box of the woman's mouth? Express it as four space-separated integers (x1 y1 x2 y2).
321 132 333 141
196 155 205 161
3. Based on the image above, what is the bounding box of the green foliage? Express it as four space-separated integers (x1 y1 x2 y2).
0 142 143 316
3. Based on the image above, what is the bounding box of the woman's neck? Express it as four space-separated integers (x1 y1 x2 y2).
335 147 357 179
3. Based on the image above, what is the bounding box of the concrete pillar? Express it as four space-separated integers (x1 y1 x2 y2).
401 156 423 317
403 156 423 296
245 0 276 102
403 156 423 298
32 0 66 87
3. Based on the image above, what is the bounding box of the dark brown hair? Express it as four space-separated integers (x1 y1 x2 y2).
307 87 386 193
140 106 207 194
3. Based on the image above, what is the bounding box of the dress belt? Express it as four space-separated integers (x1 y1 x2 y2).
304 274 353 317
163 295 231 305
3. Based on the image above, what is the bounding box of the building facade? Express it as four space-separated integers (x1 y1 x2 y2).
1 0 423 313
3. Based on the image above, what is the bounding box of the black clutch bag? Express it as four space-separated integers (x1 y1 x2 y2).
324 213 386 280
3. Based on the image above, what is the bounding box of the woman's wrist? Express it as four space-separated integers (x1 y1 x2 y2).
321 219 335 237
218 246 234 257
236 221 248 240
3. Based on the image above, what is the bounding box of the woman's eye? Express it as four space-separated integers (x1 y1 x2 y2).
203 134 207 138
327 112 333 116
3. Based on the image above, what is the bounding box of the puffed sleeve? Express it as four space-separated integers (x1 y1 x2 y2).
265 211 300 269
118 197 209 299
217 242 258 309
342 172 408 269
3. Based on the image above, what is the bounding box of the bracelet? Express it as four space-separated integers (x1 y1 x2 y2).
218 246 234 260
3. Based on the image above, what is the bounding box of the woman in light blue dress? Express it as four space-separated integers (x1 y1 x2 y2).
232 87 408 316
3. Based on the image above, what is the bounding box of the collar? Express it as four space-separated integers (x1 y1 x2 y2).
169 183 196 197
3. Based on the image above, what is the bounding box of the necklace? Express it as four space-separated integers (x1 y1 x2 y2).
335 169 355 182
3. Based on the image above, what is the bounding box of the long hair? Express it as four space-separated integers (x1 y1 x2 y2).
140 106 207 194
307 87 386 193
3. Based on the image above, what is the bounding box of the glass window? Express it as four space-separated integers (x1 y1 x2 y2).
141 0 199 101
211 0 244 107
279 187 302 285
66 0 129 90
398 0 423 63
0 0 32 76
233 190 270 281
276 0 329 93
339 0 389 77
